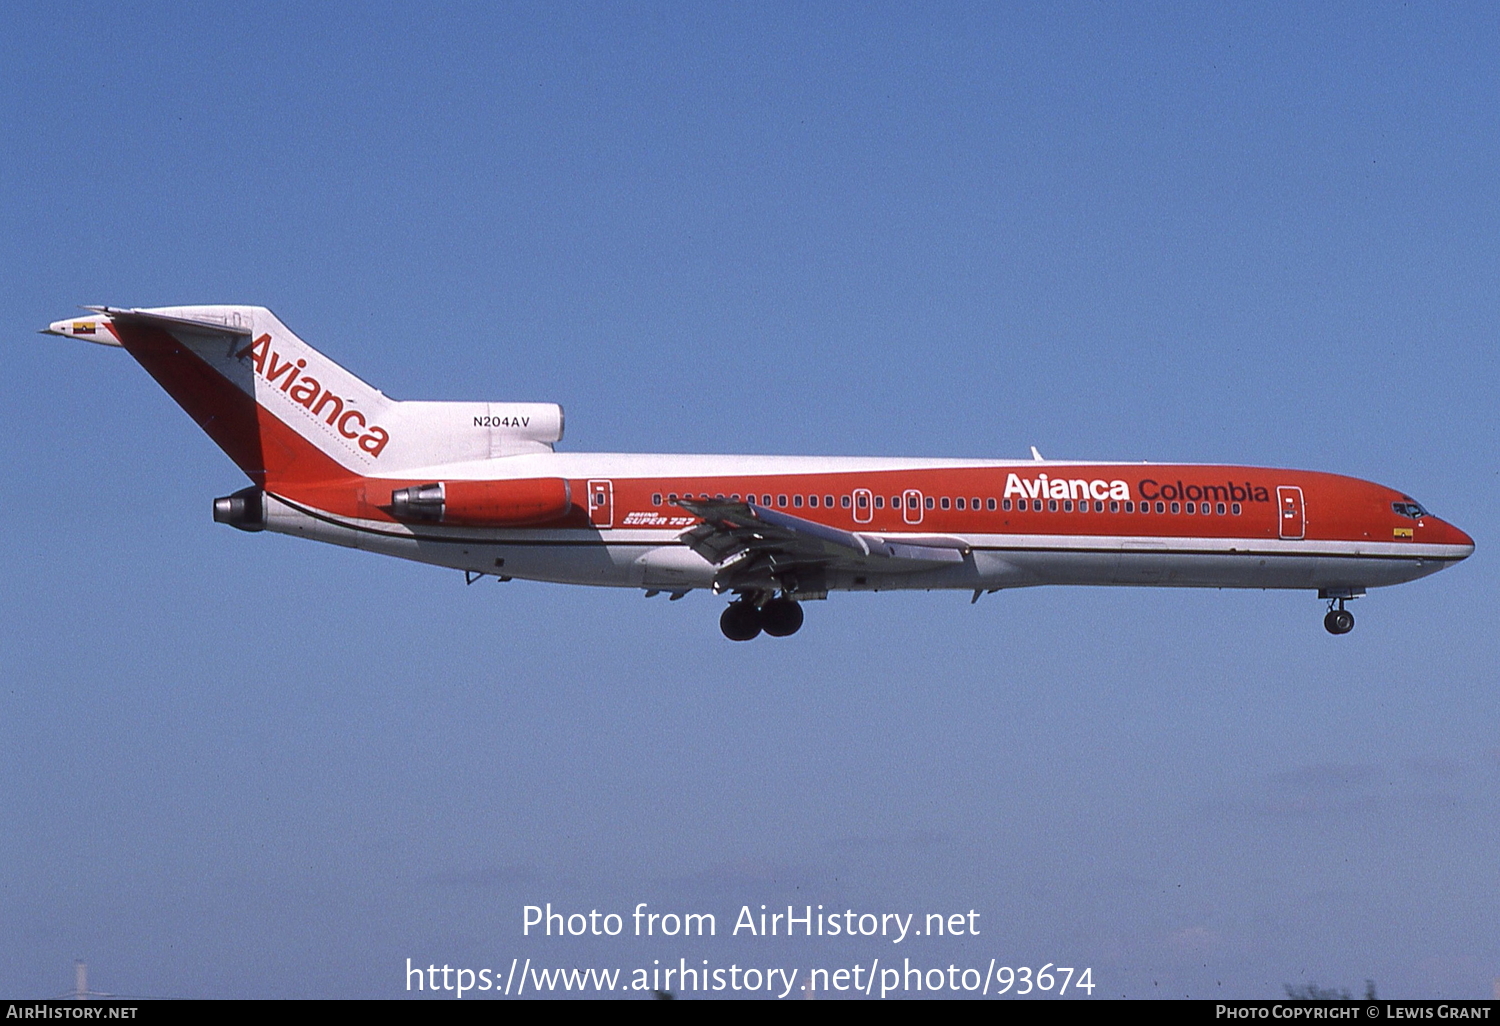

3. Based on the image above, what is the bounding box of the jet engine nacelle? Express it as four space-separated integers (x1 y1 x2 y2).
388 478 573 526
213 486 266 532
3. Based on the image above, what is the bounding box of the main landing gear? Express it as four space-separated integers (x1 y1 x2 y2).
720 595 805 641
1321 589 1361 635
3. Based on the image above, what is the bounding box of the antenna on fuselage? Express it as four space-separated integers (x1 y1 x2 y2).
1030 446 1044 462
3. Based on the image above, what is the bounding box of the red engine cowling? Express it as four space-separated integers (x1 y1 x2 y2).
389 478 573 526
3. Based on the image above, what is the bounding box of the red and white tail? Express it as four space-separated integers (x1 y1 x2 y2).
45 306 564 489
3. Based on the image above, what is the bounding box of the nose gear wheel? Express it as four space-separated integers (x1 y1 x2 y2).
1323 597 1355 635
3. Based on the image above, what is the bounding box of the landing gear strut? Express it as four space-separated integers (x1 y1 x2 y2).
1323 597 1355 635
719 594 805 641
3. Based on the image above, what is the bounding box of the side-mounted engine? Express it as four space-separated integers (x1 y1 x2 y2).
387 478 573 526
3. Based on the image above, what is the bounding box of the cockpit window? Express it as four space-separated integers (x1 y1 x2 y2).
1391 500 1429 519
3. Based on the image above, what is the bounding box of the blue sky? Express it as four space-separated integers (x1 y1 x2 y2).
2 1 1497 999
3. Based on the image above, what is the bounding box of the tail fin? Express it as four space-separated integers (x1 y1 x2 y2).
46 305 564 489
46 306 394 487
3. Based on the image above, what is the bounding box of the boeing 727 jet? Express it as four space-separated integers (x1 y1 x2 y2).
44 306 1473 639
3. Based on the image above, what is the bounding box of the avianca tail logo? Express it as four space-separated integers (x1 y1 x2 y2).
236 334 390 457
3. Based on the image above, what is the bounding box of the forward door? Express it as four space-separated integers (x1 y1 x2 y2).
1277 486 1305 540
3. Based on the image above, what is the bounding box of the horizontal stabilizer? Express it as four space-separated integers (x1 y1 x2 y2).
85 306 255 337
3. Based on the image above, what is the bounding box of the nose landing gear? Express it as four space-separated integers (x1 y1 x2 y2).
719 594 805 641
1324 605 1355 635
1320 590 1361 635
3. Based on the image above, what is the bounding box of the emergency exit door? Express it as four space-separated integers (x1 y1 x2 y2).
903 489 924 525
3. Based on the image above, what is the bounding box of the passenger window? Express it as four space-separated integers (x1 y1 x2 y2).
1109 501 1118 513
1216 502 1226 515
908 495 918 509
825 495 834 507
1155 501 1165 513
973 497 981 509
842 495 851 508
875 496 884 509
940 497 951 510
1048 500 1058 512
778 494 788 507
808 495 818 508
1231 503 1241 515
794 495 804 507
1002 499 1012 511
1094 501 1103 512
925 496 934 509
987 498 996 510
1018 499 1028 512
1186 502 1195 514
1125 501 1134 513
956 497 965 510
652 493 662 506
1064 500 1073 512
1171 502 1180 514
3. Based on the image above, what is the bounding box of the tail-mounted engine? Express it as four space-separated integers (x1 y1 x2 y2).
388 478 573 527
213 486 265 532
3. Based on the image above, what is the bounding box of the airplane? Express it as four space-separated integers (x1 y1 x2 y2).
44 305 1473 640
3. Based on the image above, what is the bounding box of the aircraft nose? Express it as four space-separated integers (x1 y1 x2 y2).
1429 518 1475 557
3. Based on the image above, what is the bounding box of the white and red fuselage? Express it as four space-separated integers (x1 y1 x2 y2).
46 305 1473 637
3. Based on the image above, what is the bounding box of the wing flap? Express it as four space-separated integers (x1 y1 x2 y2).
878 540 966 563
672 497 969 588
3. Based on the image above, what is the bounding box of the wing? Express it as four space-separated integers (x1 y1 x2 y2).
673 497 969 594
